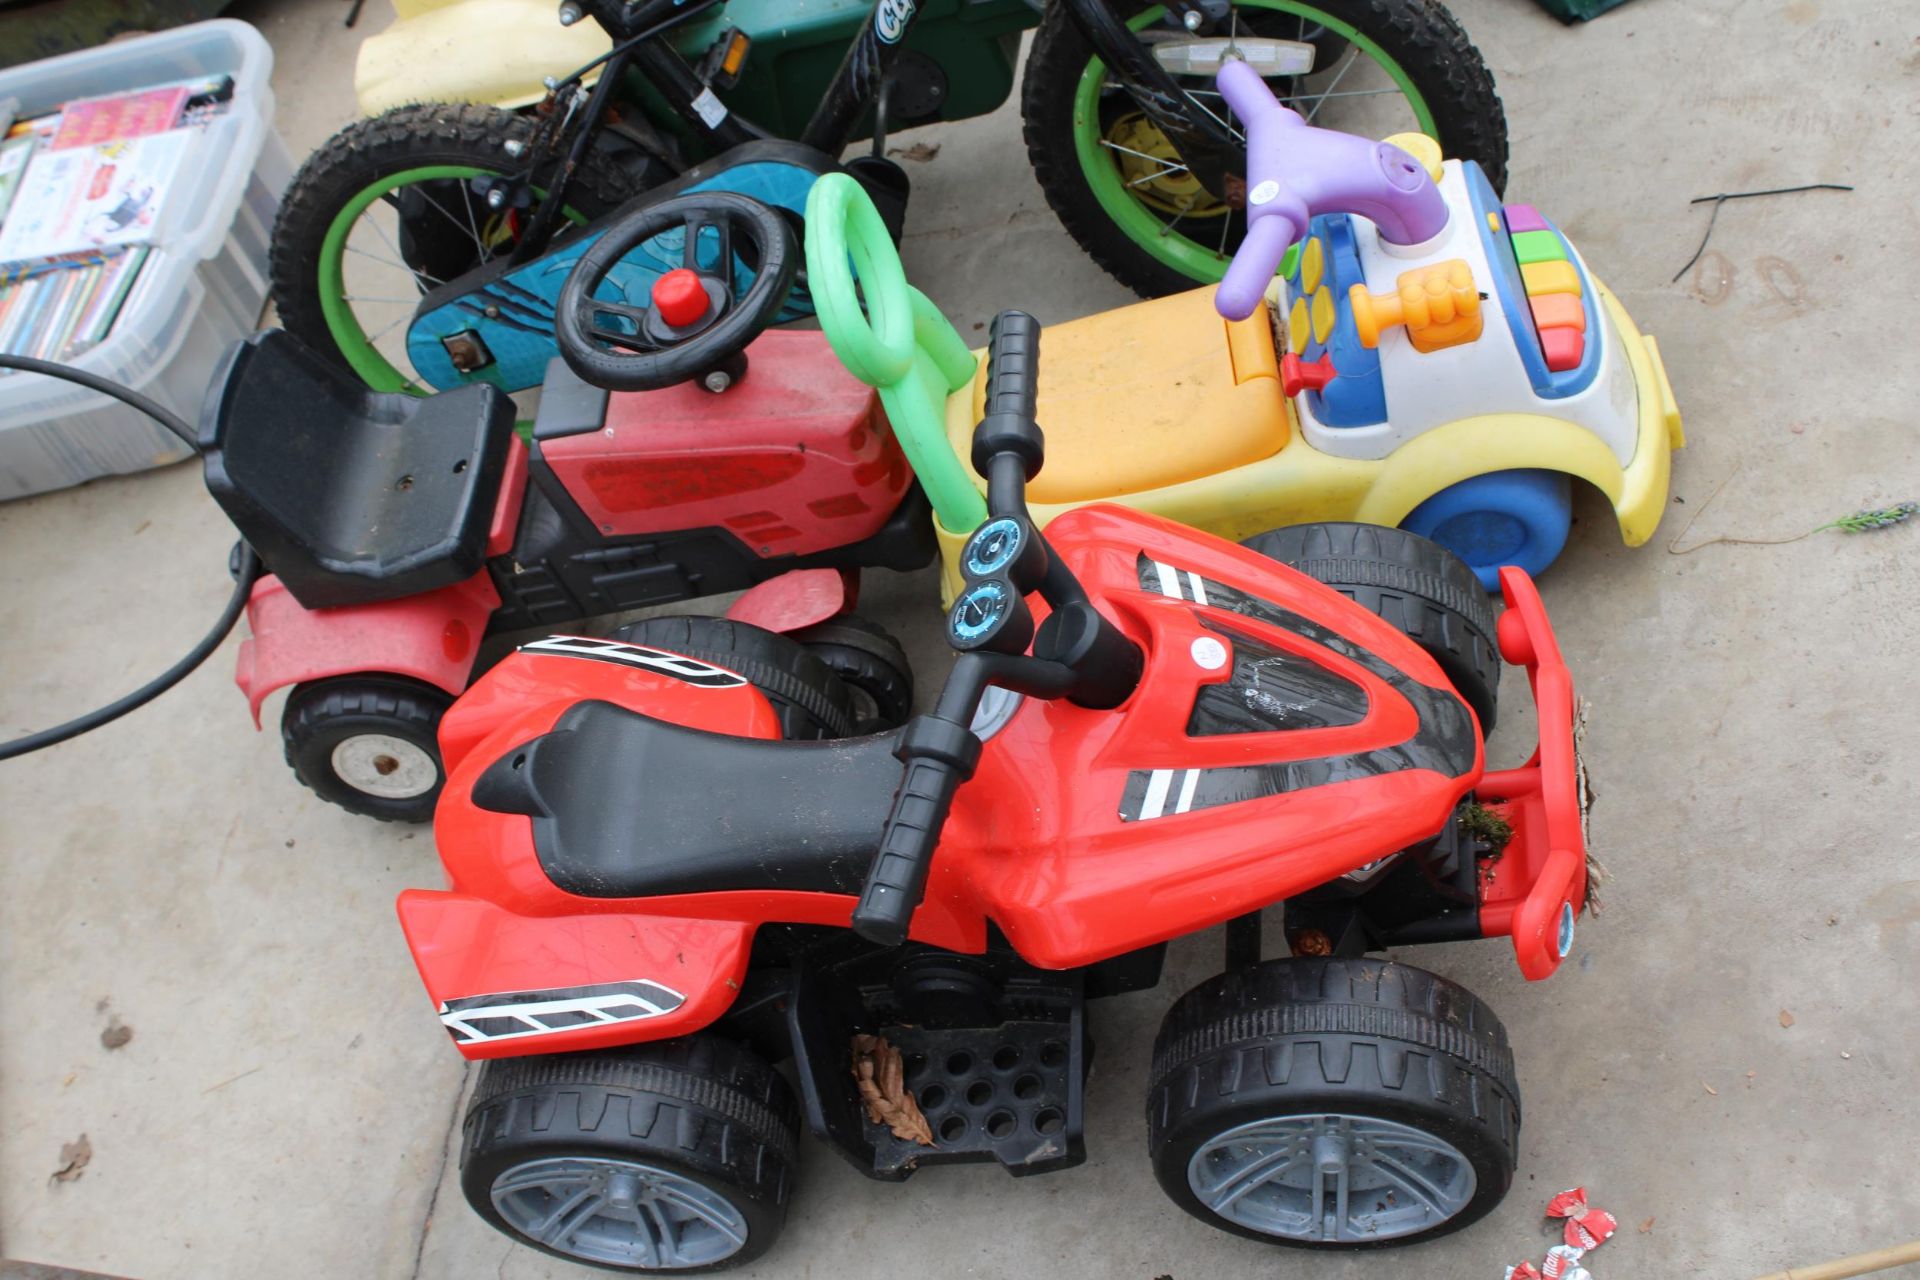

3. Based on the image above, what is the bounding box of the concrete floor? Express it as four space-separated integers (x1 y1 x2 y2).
3 0 1919 1275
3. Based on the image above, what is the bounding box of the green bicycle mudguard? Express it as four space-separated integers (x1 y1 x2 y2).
803 174 989 535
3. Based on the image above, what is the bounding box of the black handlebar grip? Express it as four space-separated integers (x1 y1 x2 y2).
973 310 1045 482
851 717 983 947
983 310 1041 420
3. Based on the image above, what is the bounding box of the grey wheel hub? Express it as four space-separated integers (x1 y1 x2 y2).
329 733 437 799
491 1156 748 1268
1187 1112 1475 1242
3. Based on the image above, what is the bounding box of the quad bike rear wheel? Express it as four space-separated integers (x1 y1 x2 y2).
1021 0 1507 298
462 1035 801 1273
269 102 645 392
1241 523 1500 733
1147 956 1518 1247
611 616 859 739
786 613 915 732
280 675 453 823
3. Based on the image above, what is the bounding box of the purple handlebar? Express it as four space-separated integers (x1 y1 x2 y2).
1213 58 1450 321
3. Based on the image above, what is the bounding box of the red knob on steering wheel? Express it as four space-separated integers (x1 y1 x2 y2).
554 191 797 392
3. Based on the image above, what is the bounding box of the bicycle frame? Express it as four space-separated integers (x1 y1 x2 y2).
507 0 1246 247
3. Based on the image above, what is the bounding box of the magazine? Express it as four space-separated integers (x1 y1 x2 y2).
0 127 198 265
51 86 192 151
0 134 33 225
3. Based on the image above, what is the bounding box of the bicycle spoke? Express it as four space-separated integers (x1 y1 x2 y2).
1303 48 1360 124
412 183 490 261
363 312 413 346
359 212 443 288
1159 197 1197 238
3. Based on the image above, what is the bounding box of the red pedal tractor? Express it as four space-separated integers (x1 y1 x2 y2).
398 311 1590 1270
202 193 928 821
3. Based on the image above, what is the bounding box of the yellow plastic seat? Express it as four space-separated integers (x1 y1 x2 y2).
944 288 1290 503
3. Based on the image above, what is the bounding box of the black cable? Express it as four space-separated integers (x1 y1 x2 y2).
554 0 725 91
1670 183 1853 284
0 351 198 447
0 352 259 760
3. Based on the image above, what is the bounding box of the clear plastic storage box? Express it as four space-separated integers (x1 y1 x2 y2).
0 20 291 500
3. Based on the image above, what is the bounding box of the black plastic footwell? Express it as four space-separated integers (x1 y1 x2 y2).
870 1015 1085 1176
787 946 1087 1180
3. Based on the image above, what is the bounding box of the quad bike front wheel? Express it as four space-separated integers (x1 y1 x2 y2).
1242 523 1500 733
269 103 644 393
280 675 452 823
1147 957 1519 1247
462 1036 801 1272
1021 0 1507 298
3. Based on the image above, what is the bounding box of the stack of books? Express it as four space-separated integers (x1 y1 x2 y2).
0 75 233 371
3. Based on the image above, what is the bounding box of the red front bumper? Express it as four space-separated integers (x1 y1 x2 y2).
1475 567 1589 981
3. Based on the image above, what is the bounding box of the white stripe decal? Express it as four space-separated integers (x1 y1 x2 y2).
1140 768 1174 820
1186 571 1208 606
1174 768 1201 815
1153 560 1182 598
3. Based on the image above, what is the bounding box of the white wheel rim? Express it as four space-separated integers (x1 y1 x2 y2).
329 733 439 799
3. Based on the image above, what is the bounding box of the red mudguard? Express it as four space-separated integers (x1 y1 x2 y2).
232 571 498 726
230 440 525 725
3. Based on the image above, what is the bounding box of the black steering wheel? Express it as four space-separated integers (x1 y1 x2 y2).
554 191 797 392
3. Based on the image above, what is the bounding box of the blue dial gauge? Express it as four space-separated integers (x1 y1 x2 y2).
963 518 1024 579
949 579 1012 646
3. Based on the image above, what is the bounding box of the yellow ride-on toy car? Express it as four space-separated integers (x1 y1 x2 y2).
803 63 1683 593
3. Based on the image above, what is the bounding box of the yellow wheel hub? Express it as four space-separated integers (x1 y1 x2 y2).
1105 111 1227 219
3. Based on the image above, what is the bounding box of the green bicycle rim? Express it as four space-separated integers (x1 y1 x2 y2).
1070 1 1438 283
318 165 585 392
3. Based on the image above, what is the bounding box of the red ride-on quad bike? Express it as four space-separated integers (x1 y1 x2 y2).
400 312 1590 1271
200 192 930 821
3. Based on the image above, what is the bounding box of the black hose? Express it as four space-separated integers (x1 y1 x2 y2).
0 352 260 760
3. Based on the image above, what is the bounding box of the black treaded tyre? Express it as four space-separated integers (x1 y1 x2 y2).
462 1036 802 1273
280 675 453 823
1241 522 1499 733
1147 957 1519 1248
269 102 644 378
785 613 914 732
611 616 857 740
1020 0 1507 299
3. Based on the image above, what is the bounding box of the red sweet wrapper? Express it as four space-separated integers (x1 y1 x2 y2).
1542 1244 1591 1280
1504 1265 1543 1280
1545 1186 1617 1250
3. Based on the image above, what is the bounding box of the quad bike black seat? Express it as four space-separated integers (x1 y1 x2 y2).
199 329 517 610
471 700 898 898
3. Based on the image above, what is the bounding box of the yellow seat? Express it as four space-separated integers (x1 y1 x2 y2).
944 288 1290 504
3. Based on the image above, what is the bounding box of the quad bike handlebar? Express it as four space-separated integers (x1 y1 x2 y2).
852 314 1143 946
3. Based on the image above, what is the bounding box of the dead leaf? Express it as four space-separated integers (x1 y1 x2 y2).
51 1133 91 1183
100 1015 133 1051
1701 1080 1718 1096
1779 1009 1796 1028
1638 1217 1656 1234
887 141 941 163
851 1034 934 1147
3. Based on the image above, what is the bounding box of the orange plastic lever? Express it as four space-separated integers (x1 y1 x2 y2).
1348 259 1483 353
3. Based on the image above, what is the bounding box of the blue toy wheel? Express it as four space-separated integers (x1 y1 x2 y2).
1401 470 1573 590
